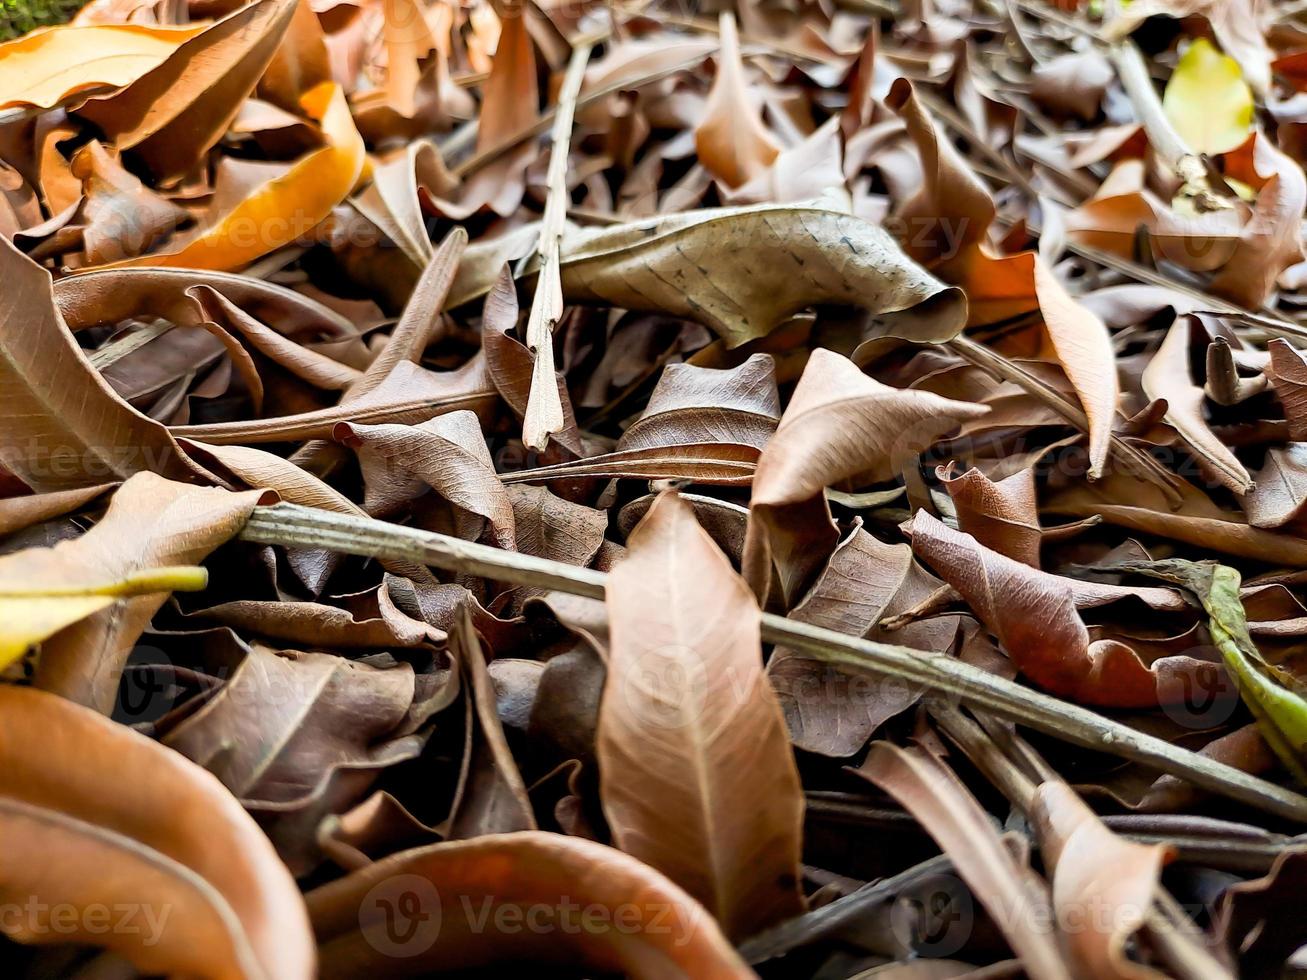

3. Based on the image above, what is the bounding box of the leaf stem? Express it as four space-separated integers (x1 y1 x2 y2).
239 502 1307 823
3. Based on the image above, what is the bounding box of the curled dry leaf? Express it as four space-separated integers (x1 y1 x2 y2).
908 510 1212 708
307 832 752 978
0 483 113 538
503 353 780 486
940 465 1042 567
1244 444 1307 529
1047 472 1307 567
1031 781 1173 980
106 80 365 271
694 12 780 188
1209 137 1307 308
887 78 1119 476
173 356 497 445
338 409 515 548
768 524 958 756
0 235 210 491
600 491 805 941
0 20 206 111
74 0 300 185
160 639 429 873
1269 339 1307 440
0 684 315 979
853 742 1073 980
0 472 266 710
453 203 968 349
1143 317 1254 495
745 348 988 601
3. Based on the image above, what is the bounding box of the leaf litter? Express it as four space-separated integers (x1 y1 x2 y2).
7 0 1307 976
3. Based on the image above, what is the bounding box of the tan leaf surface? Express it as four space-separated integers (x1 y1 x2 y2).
0 685 314 979
599 491 805 940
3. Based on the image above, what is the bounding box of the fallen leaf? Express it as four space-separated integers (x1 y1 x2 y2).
908 510 1211 708
939 464 1042 567
106 80 365 270
1107 557 1307 783
0 472 266 711
853 742 1073 980
768 524 958 756
1142 316 1254 494
0 235 211 491
1162 37 1254 155
694 12 780 188
160 638 429 871
338 409 515 548
306 832 752 977
745 348 988 602
0 684 314 978
1031 781 1173 980
600 491 805 940
0 20 206 111
453 203 968 349
74 0 299 185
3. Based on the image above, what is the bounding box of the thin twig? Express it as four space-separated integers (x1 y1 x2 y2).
521 36 597 450
239 502 1307 823
1107 39 1231 213
947 336 1185 504
737 854 954 964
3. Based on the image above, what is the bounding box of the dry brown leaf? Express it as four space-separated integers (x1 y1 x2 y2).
940 464 1042 567
1047 472 1307 567
853 742 1073 980
307 832 753 977
509 484 607 566
0 235 211 492
75 0 299 185
161 639 427 871
768 524 958 756
0 484 114 538
0 473 266 711
908 510 1212 707
1031 781 1174 980
173 356 497 444
600 491 805 941
453 203 968 349
503 354 780 486
694 12 780 188
1268 338 1307 440
1142 316 1254 495
1244 444 1307 529
0 684 314 979
1209 136 1307 307
338 409 515 547
744 348 988 602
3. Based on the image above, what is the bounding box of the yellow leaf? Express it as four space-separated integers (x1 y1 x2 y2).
0 566 208 670
107 81 365 272
1162 37 1254 155
0 23 207 112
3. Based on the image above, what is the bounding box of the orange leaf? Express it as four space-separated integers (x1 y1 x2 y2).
0 21 206 111
105 81 365 271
